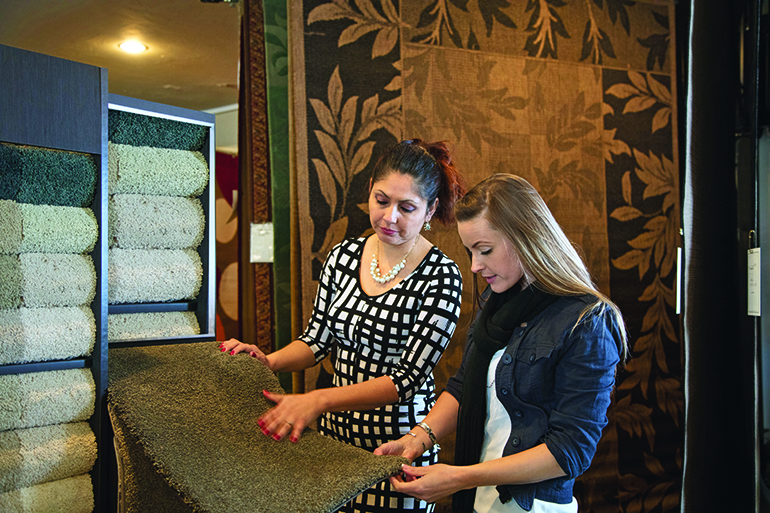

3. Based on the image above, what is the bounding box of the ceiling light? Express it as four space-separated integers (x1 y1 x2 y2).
119 41 147 54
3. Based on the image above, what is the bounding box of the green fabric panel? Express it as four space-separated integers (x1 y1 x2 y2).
108 342 407 513
264 0 292 391
0 143 96 208
108 110 208 151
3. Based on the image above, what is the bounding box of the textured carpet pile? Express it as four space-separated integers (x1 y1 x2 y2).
0 306 95 365
109 194 205 250
0 142 96 207
108 311 200 342
108 110 208 151
108 248 202 304
0 473 94 513
0 368 95 432
108 143 209 197
108 342 407 513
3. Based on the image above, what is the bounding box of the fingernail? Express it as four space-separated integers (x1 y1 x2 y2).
230 350 235 355
262 389 269 396
289 436 298 443
273 434 281 441
261 428 270 436
250 351 256 358
220 347 225 352
257 419 265 428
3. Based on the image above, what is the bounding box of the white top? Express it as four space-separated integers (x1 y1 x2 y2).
474 350 578 513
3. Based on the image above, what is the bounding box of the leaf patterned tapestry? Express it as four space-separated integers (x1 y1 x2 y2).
289 1 681 511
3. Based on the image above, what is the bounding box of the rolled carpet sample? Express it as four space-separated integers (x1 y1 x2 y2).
0 254 96 309
108 142 208 197
0 307 96 365
0 368 95 432
0 142 97 208
109 194 205 250
108 248 202 304
108 311 200 342
0 422 97 493
0 200 98 255
0 474 93 513
108 109 208 151
108 342 408 513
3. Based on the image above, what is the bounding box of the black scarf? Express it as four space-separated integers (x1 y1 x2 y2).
453 283 559 512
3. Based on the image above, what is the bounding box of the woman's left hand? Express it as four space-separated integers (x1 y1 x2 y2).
389 463 466 503
258 389 322 444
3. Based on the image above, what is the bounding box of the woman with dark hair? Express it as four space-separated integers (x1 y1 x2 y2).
375 173 628 513
221 139 467 512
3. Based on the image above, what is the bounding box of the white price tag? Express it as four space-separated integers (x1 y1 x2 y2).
748 247 760 316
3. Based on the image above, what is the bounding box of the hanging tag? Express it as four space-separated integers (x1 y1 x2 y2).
748 247 761 316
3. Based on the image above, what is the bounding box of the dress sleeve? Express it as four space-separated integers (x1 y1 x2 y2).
387 260 463 402
542 309 621 479
297 242 341 362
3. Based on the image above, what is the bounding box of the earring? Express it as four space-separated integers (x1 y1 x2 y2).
423 221 431 231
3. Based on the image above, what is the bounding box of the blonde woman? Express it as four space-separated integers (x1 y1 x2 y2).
376 173 628 513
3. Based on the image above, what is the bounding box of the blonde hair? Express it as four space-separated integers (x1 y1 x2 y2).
455 173 628 365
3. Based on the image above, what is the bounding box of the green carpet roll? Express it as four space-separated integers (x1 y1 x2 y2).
108 311 199 342
108 143 208 197
8 254 96 308
0 307 96 365
0 368 95 432
109 194 205 250
108 249 202 304
109 109 208 151
0 256 22 309
0 422 96 493
0 474 93 513
0 142 97 208
0 200 98 255
108 342 407 513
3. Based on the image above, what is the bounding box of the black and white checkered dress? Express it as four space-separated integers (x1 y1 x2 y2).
299 237 462 512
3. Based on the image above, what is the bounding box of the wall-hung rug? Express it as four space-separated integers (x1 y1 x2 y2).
108 342 407 513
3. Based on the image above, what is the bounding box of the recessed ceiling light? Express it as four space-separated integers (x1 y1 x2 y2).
119 41 147 54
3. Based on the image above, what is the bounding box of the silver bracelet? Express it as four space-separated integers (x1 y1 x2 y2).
416 421 441 451
407 431 427 453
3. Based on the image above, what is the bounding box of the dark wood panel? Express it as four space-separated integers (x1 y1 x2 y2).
0 44 103 153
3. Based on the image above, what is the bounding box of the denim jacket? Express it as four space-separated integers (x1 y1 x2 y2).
445 292 621 511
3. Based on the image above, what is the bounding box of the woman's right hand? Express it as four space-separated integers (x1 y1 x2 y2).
219 339 271 369
374 432 428 463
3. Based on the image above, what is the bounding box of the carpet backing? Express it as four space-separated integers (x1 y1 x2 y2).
108 342 407 513
0 201 98 255
109 194 205 250
0 254 96 309
108 248 202 304
0 421 96 493
108 110 208 151
108 143 209 197
108 311 200 342
0 306 95 365
0 142 96 208
0 473 94 513
0 368 95 432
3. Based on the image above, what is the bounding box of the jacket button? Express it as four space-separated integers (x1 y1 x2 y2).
502 354 512 364
512 437 520 446
514 410 523 418
501 387 509 396
529 353 535 363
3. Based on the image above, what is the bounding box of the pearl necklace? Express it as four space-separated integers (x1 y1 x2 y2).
370 237 419 284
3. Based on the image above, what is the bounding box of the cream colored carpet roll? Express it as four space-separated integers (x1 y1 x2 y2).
108 142 208 197
20 254 96 308
0 474 93 513
0 369 95 432
19 204 97 254
109 194 205 250
0 422 96 493
0 307 96 365
0 200 22 254
108 248 202 304
108 311 200 342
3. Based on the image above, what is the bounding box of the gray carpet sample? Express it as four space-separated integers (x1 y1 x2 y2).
108 342 407 513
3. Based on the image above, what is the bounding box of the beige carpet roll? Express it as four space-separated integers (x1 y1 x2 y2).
20 254 96 308
0 369 95 432
0 201 97 255
0 422 96 493
109 194 205 250
108 248 202 304
0 474 93 513
108 311 200 342
0 307 96 365
108 142 208 197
